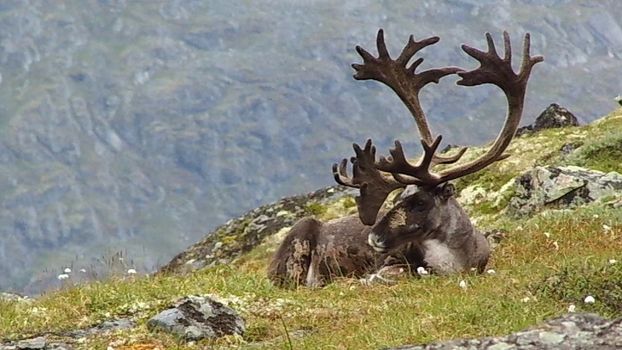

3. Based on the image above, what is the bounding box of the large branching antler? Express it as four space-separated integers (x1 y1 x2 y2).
352 29 467 165
333 140 405 225
339 30 543 224
375 31 543 187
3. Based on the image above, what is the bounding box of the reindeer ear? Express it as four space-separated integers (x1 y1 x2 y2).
439 183 456 199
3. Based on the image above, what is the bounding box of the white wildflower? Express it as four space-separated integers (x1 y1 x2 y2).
459 280 467 289
552 241 559 250
609 259 618 265
127 268 137 275
486 269 496 275
584 295 595 304
543 232 551 238
602 224 612 232
64 267 72 274
416 267 429 276
57 273 69 280
568 304 576 312
521 297 531 303
593 214 600 219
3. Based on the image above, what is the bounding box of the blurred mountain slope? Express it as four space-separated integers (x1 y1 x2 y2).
0 0 620 293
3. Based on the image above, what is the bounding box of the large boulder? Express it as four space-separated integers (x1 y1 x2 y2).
386 313 622 350
516 103 579 136
508 166 622 216
147 295 245 341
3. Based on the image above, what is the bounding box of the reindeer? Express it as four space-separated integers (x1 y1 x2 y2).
268 30 542 287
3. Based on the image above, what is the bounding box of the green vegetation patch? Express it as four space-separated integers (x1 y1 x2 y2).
535 260 622 318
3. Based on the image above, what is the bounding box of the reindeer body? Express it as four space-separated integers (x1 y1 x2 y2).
268 29 540 287
268 187 490 287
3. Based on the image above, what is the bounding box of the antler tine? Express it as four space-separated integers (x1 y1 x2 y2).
332 158 356 188
375 136 444 186
434 31 543 184
519 33 544 82
352 29 462 144
332 139 405 225
432 146 468 165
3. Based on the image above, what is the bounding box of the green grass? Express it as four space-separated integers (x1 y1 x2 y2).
1 109 621 349
1 204 620 349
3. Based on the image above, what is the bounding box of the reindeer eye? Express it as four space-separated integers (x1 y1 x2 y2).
409 201 426 211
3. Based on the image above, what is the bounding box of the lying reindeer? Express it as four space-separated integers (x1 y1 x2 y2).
268 30 542 287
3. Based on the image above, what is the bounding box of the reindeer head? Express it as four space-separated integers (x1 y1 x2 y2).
334 30 542 253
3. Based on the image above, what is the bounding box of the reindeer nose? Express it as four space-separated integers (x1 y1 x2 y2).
368 233 387 252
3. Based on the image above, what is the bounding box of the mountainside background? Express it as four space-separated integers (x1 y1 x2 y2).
0 0 621 294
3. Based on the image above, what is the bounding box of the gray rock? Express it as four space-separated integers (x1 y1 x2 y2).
508 166 622 216
385 313 622 349
147 295 245 341
0 292 26 302
516 103 580 136
15 337 46 349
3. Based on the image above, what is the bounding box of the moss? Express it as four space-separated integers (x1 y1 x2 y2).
534 260 622 318
341 196 356 209
567 132 622 173
305 202 328 216
454 168 517 194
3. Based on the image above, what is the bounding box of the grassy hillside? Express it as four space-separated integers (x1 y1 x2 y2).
0 108 621 349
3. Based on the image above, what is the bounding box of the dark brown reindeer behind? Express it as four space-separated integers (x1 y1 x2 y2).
268 30 542 287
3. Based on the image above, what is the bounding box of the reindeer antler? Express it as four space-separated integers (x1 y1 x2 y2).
333 140 405 225
352 29 468 165
340 30 543 224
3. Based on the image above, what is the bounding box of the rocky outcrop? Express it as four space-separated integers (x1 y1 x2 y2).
386 313 622 350
0 319 134 350
516 103 580 136
147 295 245 341
509 166 622 216
158 186 354 275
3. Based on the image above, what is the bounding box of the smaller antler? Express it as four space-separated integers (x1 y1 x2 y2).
333 140 405 225
374 136 443 187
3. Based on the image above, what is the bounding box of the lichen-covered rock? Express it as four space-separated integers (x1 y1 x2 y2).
147 295 245 341
386 313 622 350
158 186 355 275
0 336 71 350
516 103 579 136
508 166 622 216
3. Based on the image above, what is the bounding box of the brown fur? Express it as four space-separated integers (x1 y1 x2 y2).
268 184 487 287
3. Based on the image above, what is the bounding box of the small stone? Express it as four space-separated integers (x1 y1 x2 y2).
16 336 46 349
584 295 595 304
416 267 429 276
539 331 565 345
63 268 72 274
487 342 514 350
147 295 245 341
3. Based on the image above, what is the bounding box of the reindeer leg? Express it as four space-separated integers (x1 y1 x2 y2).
305 251 325 288
268 218 323 288
359 265 409 286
